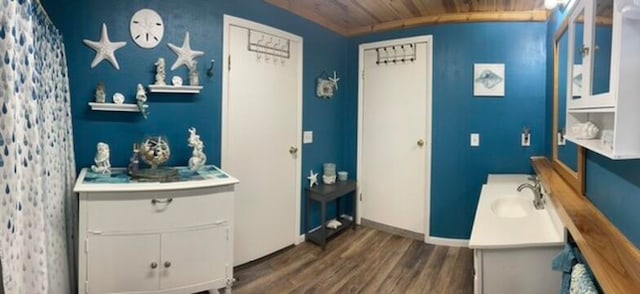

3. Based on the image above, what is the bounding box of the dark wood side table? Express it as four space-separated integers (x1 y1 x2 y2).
304 180 357 250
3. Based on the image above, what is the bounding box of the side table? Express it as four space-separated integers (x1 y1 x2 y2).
304 180 357 250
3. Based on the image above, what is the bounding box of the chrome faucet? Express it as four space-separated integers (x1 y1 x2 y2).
517 182 545 209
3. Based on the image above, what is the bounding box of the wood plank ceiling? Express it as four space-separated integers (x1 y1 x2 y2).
265 0 549 36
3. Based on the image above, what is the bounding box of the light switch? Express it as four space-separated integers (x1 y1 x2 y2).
303 131 313 144
470 133 480 147
522 133 531 147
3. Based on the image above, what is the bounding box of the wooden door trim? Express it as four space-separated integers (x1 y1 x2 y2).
356 35 433 243
221 15 303 247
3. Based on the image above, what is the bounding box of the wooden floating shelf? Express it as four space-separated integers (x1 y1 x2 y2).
531 157 640 294
88 102 148 112
148 85 203 94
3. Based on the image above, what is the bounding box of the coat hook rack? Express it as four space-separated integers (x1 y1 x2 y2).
206 59 215 78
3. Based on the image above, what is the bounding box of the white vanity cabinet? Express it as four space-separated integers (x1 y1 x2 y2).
74 167 239 294
565 0 640 159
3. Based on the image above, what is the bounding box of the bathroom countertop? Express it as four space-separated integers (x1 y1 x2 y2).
469 183 565 249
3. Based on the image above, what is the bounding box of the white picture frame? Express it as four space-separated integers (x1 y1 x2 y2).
474 63 505 97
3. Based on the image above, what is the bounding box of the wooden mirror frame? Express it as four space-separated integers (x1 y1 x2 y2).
552 18 586 195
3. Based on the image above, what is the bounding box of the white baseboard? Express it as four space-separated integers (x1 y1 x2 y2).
426 236 469 247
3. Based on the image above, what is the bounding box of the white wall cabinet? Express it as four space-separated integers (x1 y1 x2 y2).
565 0 640 159
74 167 239 294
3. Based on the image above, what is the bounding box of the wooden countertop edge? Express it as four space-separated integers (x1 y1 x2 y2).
531 157 640 294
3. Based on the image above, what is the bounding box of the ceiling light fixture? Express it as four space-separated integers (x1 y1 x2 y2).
545 0 569 10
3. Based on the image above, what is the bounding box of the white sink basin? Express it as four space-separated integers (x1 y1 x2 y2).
491 198 532 218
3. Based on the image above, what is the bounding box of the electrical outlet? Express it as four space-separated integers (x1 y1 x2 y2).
470 133 480 147
522 133 531 147
303 131 313 144
558 132 566 146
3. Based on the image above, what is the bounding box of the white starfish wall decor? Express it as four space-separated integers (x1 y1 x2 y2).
168 32 204 71
83 24 127 70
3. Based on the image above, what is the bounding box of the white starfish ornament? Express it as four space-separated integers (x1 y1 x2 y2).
329 71 340 90
83 24 127 70
307 170 319 187
168 32 205 71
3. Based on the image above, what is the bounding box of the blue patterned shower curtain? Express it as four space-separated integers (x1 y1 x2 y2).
0 0 76 293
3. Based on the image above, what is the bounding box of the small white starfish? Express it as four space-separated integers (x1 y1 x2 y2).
83 24 127 70
328 71 340 90
168 32 205 71
307 170 319 187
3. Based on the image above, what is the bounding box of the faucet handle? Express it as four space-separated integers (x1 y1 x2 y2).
527 175 540 184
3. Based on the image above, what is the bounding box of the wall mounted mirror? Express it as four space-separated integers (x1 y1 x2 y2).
553 20 585 194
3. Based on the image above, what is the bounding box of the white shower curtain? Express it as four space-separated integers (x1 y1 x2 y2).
0 0 76 293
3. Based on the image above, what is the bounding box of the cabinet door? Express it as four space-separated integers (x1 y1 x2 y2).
567 0 592 109
590 0 614 99
160 225 230 290
87 234 160 293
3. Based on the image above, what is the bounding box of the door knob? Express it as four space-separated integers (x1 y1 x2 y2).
164 261 172 268
150 262 158 269
417 139 425 147
289 146 298 154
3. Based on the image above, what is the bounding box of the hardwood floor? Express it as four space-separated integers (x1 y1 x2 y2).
232 226 473 294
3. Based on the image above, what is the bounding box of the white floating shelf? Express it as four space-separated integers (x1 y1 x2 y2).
563 135 638 160
88 102 148 112
148 85 203 94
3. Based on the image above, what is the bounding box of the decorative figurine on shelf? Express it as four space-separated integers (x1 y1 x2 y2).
188 61 200 86
154 57 166 86
187 127 207 171
307 170 319 187
112 92 125 104
171 76 183 86
135 83 149 119
95 82 106 103
91 142 111 175
140 136 171 169
128 143 140 174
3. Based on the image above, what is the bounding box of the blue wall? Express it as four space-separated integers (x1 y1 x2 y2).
548 6 640 247
347 23 548 239
42 0 351 232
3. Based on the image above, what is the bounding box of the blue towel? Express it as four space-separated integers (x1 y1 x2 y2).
570 264 598 294
552 244 577 294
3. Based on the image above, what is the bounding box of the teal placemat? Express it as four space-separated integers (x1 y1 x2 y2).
83 165 228 184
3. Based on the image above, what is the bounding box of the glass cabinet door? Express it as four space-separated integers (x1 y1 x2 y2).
568 4 587 109
591 0 613 96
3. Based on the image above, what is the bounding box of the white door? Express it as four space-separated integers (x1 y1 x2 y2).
223 16 302 265
87 234 160 293
359 37 432 236
160 225 229 289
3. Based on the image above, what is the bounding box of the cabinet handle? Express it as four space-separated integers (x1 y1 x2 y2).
164 261 172 268
151 198 173 205
581 45 590 57
150 262 158 269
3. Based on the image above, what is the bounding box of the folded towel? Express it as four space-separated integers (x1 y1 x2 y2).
553 244 577 294
553 244 576 272
570 264 598 294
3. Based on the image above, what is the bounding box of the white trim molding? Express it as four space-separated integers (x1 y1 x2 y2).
426 236 470 248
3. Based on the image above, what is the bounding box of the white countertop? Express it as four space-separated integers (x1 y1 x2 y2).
469 183 564 249
74 166 239 193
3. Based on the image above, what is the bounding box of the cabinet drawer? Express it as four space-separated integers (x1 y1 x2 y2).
85 185 233 232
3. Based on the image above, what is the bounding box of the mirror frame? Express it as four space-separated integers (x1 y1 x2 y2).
552 16 586 195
